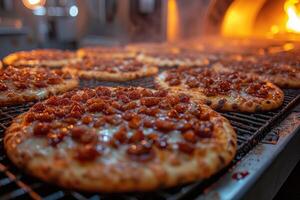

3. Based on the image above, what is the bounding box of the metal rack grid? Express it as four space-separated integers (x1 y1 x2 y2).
0 78 299 200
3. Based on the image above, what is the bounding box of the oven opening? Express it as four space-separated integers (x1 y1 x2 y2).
222 0 300 40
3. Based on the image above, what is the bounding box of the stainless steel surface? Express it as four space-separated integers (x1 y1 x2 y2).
197 106 300 200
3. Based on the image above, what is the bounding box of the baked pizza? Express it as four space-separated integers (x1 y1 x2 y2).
137 49 210 68
77 46 136 59
213 58 300 88
3 49 81 68
64 58 158 81
126 42 210 67
4 86 236 192
155 67 284 112
0 66 78 106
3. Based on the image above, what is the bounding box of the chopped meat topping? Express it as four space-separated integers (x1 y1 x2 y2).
24 87 216 162
164 68 273 97
0 67 72 91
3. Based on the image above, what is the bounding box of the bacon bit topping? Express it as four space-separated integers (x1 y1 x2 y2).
47 132 66 146
75 144 101 161
0 67 71 92
165 68 272 97
114 126 128 144
179 94 190 103
128 90 141 99
127 140 154 161
182 130 197 143
96 87 111 96
31 103 46 113
140 97 160 107
129 130 145 143
88 101 107 112
0 82 8 91
33 122 50 135
177 142 195 154
82 115 93 124
194 122 214 138
24 87 218 162
155 119 176 132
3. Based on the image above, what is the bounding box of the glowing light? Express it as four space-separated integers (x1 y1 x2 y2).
33 7 46 16
69 5 78 17
283 43 295 50
285 0 300 33
22 0 46 10
270 25 279 34
167 0 180 42
221 0 266 37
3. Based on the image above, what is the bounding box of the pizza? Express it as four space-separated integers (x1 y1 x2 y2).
3 49 81 68
155 67 284 112
126 42 210 67
213 57 300 88
0 67 78 106
4 86 236 192
137 49 210 68
77 46 136 59
64 58 158 81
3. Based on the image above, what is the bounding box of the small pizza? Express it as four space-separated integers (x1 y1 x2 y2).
3 49 81 68
155 67 284 112
77 46 136 59
0 67 78 106
137 49 210 68
64 58 158 81
4 86 236 192
213 58 300 88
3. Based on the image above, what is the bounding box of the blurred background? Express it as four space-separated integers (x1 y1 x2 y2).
0 0 211 58
0 0 299 57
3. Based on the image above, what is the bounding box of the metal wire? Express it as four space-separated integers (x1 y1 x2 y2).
0 79 299 200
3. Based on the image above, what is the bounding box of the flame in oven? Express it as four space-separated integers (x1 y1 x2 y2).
285 0 300 33
167 0 180 42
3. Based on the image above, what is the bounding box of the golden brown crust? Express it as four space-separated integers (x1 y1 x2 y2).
3 49 81 68
155 68 284 112
4 87 236 192
63 58 158 81
77 46 136 59
65 67 158 81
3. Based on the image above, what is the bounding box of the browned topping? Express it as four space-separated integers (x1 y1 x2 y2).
0 67 72 92
126 140 154 162
75 144 101 161
24 87 217 162
164 67 273 98
221 58 299 78
177 142 195 154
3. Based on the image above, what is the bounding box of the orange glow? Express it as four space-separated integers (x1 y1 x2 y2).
221 0 265 37
285 0 300 33
167 0 180 42
22 0 46 10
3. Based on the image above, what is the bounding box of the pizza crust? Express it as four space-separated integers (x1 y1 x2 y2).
155 70 284 112
77 47 136 59
4 87 236 192
137 53 209 68
64 65 158 82
3 51 81 68
213 62 300 89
